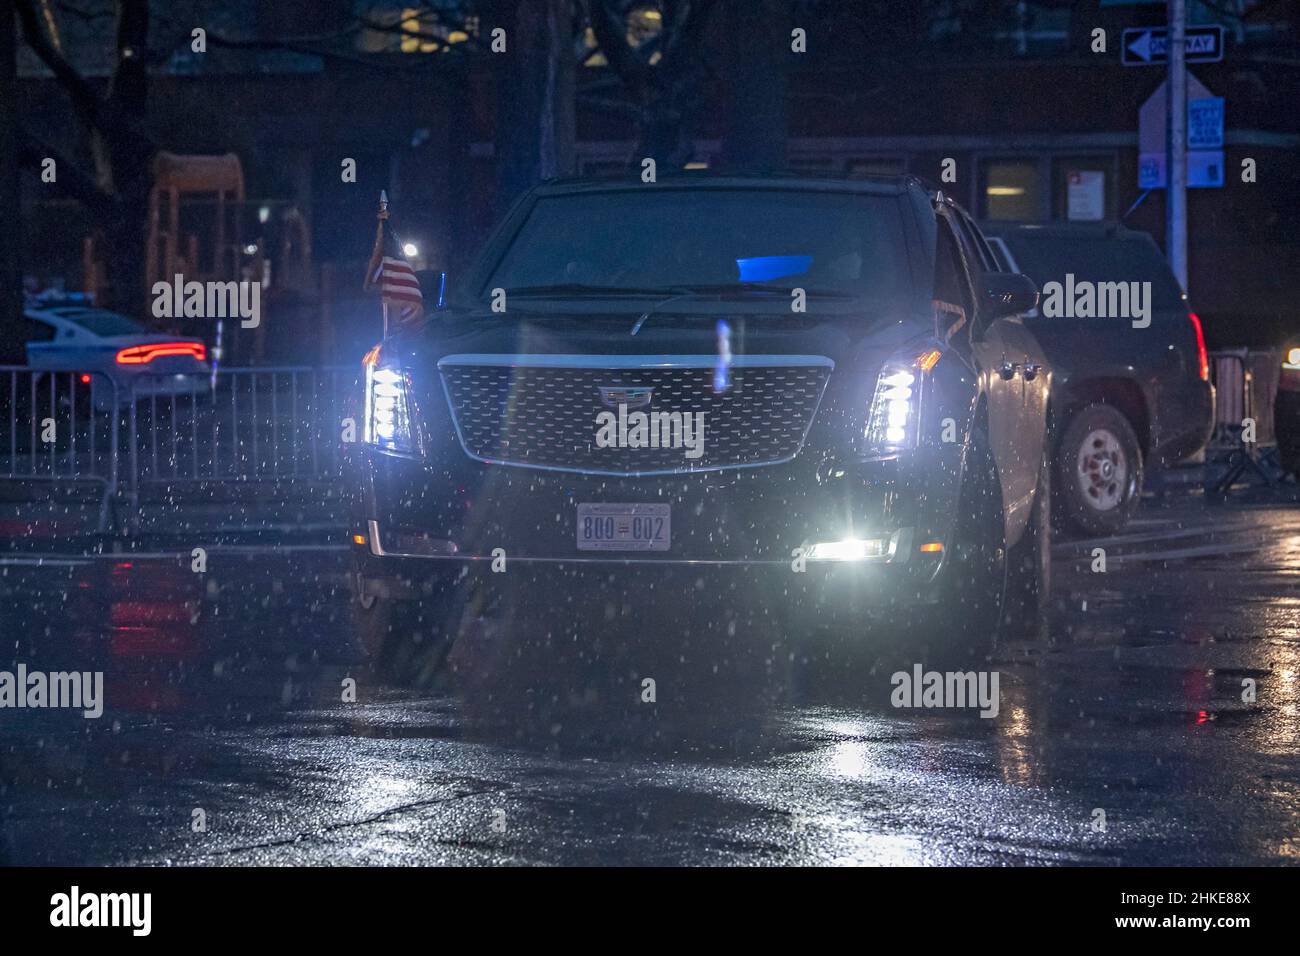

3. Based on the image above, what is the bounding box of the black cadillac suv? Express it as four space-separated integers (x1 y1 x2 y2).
344 174 1052 681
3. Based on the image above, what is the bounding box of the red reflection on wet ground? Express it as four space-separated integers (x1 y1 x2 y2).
53 558 212 713
107 561 202 661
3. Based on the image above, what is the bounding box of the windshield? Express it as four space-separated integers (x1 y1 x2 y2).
485 189 913 301
1000 235 1186 312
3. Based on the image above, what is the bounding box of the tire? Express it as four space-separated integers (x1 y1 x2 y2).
1055 403 1143 537
773 421 1006 698
1003 440 1051 645
351 576 459 687
906 418 1007 667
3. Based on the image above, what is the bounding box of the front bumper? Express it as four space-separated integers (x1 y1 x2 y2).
346 441 965 617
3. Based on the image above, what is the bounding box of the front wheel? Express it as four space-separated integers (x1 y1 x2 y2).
908 419 1007 667
351 577 459 687
1055 403 1143 537
784 422 1004 693
1003 441 1051 645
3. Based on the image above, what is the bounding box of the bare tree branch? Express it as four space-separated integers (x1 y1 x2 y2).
51 0 116 24
15 0 111 133
358 11 488 55
591 0 652 96
15 0 156 153
18 127 120 219
587 0 719 164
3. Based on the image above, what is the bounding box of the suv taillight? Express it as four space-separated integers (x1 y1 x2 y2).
1188 312 1209 382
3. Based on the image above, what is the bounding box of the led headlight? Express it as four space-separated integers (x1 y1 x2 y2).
864 350 939 456
363 346 417 455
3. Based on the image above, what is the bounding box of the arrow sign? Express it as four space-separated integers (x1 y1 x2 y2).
1127 30 1154 62
1122 25 1225 66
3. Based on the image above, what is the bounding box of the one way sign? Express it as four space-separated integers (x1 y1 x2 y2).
1122 25 1225 66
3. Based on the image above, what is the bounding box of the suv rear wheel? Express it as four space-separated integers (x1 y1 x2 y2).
1055 403 1143 537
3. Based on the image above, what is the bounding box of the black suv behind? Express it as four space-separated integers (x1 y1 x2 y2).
980 222 1214 535
346 175 1052 680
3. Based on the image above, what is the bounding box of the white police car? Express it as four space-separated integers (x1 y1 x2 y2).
21 298 210 408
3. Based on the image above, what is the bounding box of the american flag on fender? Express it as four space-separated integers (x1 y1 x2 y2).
364 191 423 326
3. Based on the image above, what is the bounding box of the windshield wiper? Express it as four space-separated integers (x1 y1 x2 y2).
498 282 854 300
500 283 689 298
671 282 856 299
627 283 856 335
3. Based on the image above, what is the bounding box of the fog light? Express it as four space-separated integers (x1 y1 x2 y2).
806 537 889 561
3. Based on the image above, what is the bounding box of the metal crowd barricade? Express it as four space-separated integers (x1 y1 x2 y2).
1207 349 1283 498
126 366 353 510
0 367 120 532
1 365 355 536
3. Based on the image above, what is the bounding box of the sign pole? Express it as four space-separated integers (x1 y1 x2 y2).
0 3 22 340
1167 0 1189 292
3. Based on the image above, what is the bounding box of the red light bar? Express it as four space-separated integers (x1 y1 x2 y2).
116 342 206 365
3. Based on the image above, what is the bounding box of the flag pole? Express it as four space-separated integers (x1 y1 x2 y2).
367 191 391 337
379 192 389 336
365 190 422 336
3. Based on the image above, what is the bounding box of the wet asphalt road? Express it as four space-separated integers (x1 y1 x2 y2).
1 494 1298 866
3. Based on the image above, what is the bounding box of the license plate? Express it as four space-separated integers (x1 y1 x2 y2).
576 503 670 551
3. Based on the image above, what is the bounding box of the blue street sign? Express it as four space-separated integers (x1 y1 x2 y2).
1122 26 1225 66
1138 151 1225 189
1187 97 1225 149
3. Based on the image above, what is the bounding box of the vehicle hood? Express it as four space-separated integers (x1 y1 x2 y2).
398 305 924 372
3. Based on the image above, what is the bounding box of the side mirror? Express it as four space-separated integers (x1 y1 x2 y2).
981 272 1038 320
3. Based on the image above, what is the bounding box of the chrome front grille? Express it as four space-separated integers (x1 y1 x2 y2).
437 355 833 475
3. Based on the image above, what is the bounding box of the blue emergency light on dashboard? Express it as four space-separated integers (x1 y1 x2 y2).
735 255 812 283
714 319 732 394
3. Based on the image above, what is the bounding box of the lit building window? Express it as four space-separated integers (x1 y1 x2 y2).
358 8 477 54
400 9 437 53
981 160 1042 221
627 6 663 47
582 27 607 66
